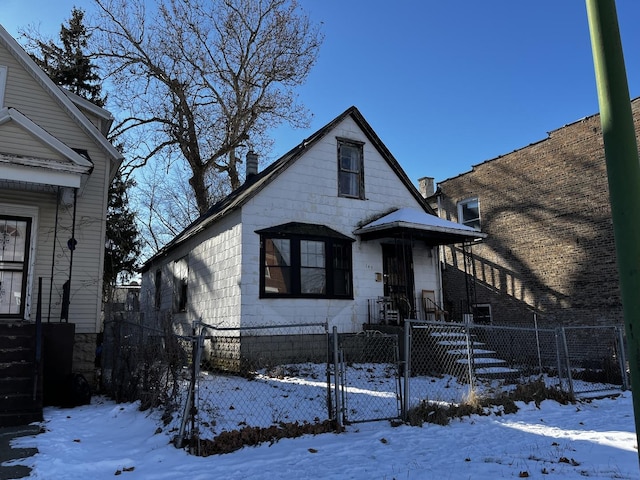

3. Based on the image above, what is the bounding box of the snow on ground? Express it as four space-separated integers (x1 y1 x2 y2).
4 366 638 480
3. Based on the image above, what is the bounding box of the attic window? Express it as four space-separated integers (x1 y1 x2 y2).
337 138 365 199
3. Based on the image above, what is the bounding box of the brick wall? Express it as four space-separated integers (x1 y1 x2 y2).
436 99 640 328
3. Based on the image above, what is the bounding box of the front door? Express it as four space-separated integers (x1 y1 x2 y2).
382 243 415 320
0 216 31 319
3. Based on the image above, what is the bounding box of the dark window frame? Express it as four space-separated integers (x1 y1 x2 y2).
337 137 365 199
173 255 189 313
154 269 162 310
0 215 31 319
259 228 354 299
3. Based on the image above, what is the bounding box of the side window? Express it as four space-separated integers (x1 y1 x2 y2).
457 197 480 230
337 138 364 199
173 256 189 312
154 269 162 310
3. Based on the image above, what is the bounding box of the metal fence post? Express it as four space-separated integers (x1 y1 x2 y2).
560 327 574 397
324 322 333 421
403 319 411 421
616 325 629 391
332 326 343 428
534 313 543 375
463 314 475 395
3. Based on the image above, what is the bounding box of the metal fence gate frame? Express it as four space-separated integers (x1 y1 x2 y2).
332 327 403 425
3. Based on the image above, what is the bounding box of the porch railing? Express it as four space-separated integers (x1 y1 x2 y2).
367 296 448 325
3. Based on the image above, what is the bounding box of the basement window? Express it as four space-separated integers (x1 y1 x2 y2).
473 304 492 324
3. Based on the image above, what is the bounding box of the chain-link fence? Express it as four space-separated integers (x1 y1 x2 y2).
101 311 189 410
173 321 333 455
403 320 629 413
101 312 629 456
333 330 402 424
561 325 627 396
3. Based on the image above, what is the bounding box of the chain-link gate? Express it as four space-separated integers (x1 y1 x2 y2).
333 329 402 424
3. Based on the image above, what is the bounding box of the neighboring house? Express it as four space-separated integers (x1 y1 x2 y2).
434 98 640 328
140 107 483 366
0 25 122 424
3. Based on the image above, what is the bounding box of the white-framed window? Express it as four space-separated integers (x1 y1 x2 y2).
473 303 492 324
337 138 365 199
457 197 480 230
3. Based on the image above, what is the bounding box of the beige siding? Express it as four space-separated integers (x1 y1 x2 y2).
0 41 112 334
0 121 65 160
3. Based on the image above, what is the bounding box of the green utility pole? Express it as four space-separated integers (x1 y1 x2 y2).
586 0 640 464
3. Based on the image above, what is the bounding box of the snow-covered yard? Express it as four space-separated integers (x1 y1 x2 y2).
5 363 638 479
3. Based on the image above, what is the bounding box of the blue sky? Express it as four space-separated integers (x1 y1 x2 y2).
2 0 640 186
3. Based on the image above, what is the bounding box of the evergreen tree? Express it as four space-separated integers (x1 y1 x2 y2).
29 7 105 106
104 172 141 296
27 8 141 296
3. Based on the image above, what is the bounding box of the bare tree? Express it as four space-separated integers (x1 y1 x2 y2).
92 0 323 216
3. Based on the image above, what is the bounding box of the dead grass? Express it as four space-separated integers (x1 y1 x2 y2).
407 378 575 426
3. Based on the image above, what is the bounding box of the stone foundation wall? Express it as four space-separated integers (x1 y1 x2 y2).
73 333 98 386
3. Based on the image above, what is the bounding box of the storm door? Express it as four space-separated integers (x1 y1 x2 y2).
382 242 415 321
0 216 31 318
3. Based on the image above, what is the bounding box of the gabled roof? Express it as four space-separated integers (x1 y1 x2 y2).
0 107 93 188
141 106 433 269
0 24 123 169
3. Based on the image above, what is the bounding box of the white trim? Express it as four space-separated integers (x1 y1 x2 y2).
0 163 81 188
0 203 39 321
0 65 7 109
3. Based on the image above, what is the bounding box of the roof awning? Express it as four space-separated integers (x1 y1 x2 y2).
354 208 487 245
0 152 91 188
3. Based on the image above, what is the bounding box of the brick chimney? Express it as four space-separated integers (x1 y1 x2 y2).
418 176 435 198
246 151 258 179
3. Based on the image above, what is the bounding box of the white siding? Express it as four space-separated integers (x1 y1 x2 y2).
140 115 441 334
241 115 438 332
140 211 244 331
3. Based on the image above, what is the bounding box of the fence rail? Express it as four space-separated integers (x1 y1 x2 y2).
101 312 629 457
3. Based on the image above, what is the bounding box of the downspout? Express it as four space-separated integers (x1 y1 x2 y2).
61 188 78 323
48 186 61 323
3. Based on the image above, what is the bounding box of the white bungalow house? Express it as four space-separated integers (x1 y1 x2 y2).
139 107 483 367
0 25 122 424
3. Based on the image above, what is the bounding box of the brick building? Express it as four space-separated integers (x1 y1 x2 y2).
434 98 640 328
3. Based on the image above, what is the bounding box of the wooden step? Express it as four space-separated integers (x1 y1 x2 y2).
0 324 42 427
0 377 33 394
0 410 43 427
